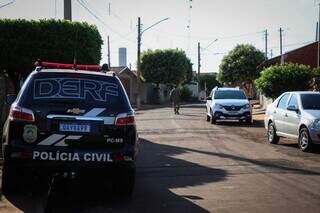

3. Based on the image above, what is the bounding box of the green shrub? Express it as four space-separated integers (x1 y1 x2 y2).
180 85 192 102
141 49 191 85
255 63 313 99
0 19 103 76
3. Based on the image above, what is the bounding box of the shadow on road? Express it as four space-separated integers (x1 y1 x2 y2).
279 141 320 154
216 120 264 128
3 138 227 213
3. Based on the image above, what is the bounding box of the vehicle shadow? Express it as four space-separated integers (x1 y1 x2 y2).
216 120 264 128
3 138 227 213
279 141 320 153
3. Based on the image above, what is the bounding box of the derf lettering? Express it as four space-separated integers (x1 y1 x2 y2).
33 78 119 102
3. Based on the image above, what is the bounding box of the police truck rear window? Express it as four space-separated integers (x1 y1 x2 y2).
20 72 130 111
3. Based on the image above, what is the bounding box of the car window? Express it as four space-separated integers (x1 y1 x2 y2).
301 94 320 110
288 94 298 108
214 90 247 100
18 72 131 112
277 94 290 110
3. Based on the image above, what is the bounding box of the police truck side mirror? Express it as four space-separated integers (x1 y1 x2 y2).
206 97 212 101
6 94 17 105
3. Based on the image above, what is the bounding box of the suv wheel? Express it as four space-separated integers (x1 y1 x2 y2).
206 114 210 122
298 128 313 152
267 122 280 144
245 117 252 124
113 164 136 197
211 116 216 124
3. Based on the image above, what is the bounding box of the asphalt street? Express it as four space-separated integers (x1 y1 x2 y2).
1 104 320 212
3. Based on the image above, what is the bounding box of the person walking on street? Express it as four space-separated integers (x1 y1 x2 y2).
170 86 181 114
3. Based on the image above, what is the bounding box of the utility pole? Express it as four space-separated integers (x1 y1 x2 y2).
264 30 268 59
64 0 72 20
107 36 111 67
318 3 320 67
54 0 57 19
136 17 142 109
279 27 283 56
135 17 169 109
316 22 319 41
197 42 201 90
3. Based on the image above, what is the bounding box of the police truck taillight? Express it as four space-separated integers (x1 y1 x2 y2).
115 113 135 125
9 104 35 122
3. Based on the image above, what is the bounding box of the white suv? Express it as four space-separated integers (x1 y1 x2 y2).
206 87 252 124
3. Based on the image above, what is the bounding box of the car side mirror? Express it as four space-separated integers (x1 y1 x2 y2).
287 105 299 112
206 97 212 101
6 94 17 105
248 97 253 101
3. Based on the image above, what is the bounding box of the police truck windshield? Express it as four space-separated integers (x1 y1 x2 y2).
18 72 131 111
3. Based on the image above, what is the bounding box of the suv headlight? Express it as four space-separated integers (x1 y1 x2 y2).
311 119 320 130
215 104 223 109
243 104 250 109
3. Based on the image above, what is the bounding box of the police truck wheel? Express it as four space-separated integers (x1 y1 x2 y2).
206 115 210 122
113 164 136 197
1 162 18 195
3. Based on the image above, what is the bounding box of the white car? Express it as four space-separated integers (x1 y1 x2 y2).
206 87 252 124
265 91 320 152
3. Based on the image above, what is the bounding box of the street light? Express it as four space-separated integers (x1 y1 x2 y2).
202 39 218 51
141 18 170 35
136 17 170 109
0 0 15 9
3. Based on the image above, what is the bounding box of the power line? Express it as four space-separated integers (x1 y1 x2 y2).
148 28 264 41
187 0 192 56
77 0 135 43
269 40 314 49
0 0 15 9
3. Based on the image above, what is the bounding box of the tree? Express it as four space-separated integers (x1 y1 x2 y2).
184 58 194 84
141 49 191 86
180 85 192 102
0 19 103 77
218 44 266 85
255 63 313 99
199 73 221 95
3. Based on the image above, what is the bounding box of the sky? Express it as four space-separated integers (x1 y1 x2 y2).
0 0 319 73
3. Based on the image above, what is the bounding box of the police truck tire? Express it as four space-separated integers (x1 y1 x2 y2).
206 115 210 122
113 165 136 197
1 162 18 195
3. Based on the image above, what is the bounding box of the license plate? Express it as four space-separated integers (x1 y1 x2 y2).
59 123 91 133
227 112 239 115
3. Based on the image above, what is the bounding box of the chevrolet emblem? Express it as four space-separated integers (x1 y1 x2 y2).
67 108 85 115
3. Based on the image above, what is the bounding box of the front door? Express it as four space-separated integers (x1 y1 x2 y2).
285 94 300 137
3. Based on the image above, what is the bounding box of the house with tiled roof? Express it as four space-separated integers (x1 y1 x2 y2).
109 66 139 104
259 41 317 69
258 41 318 108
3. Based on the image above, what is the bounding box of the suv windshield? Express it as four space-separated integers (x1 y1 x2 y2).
18 72 131 112
214 90 247 100
301 94 320 110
